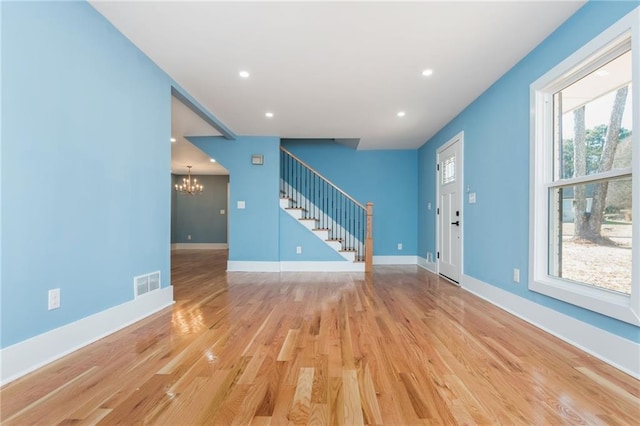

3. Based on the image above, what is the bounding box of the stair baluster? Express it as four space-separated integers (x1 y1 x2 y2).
280 146 372 268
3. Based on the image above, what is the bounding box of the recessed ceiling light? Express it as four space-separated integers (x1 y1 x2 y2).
422 69 434 77
595 69 609 77
210 158 216 163
265 112 274 118
170 137 176 143
397 111 406 117
239 70 250 78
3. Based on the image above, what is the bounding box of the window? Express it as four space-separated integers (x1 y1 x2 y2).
442 156 456 184
530 8 639 325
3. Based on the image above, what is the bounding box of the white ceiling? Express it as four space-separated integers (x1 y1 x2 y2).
91 0 585 150
171 96 229 175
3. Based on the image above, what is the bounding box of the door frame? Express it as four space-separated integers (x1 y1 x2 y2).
435 131 464 285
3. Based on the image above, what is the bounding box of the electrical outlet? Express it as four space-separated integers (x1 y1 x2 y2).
397 243 403 251
427 202 432 210
48 288 60 310
187 235 192 240
296 246 302 254
427 252 433 262
513 268 520 283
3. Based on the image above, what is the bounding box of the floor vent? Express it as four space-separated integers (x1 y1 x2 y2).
134 271 161 297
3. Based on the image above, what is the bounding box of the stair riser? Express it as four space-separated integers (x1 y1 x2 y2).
279 198 291 209
339 251 356 262
286 209 303 220
325 241 342 251
312 230 329 240
299 220 317 230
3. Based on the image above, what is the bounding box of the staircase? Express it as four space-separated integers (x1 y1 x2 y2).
280 147 373 271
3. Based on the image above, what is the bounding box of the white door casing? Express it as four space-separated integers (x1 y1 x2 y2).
437 133 463 283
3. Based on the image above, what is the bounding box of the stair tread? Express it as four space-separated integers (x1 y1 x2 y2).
313 228 330 231
286 207 307 211
299 217 318 221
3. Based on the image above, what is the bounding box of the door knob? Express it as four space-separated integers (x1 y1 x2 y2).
451 221 460 226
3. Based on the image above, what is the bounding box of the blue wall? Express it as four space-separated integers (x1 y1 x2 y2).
1 2 173 348
172 174 229 244
418 1 639 342
189 136 280 261
282 140 418 256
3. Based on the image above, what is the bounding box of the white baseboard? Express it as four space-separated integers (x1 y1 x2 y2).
227 261 281 272
171 243 228 250
227 261 364 272
462 274 640 379
417 256 437 273
373 255 418 265
0 286 174 386
280 261 365 272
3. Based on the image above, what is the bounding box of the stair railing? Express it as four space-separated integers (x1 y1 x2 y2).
280 146 373 272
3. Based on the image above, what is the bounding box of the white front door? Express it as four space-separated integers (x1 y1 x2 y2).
437 137 462 283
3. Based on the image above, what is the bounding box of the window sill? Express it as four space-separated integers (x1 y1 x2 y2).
530 276 639 326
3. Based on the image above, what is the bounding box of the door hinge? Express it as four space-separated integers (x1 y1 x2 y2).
437 252 440 259
437 207 439 215
436 164 440 171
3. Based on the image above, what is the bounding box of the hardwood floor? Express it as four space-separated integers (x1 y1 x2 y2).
1 250 638 425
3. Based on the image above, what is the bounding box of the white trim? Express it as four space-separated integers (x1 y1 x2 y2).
462 274 640 379
436 131 464 281
547 167 632 188
417 256 437 273
0 286 174 386
226 261 364 272
529 7 640 325
171 243 228 250
226 261 281 272
373 255 419 265
280 261 365 272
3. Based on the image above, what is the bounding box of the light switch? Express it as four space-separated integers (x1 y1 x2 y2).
220 209 226 215
469 192 476 204
237 201 245 209
427 202 432 210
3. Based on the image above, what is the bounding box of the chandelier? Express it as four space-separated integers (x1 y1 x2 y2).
175 166 203 195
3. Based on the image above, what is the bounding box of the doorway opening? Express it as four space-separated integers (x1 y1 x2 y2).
170 94 230 259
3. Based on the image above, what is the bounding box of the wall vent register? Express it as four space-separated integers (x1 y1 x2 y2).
134 271 161 297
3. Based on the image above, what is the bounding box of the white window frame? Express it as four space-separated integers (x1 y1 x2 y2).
529 7 639 326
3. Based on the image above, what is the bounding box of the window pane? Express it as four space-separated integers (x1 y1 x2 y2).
549 177 632 294
442 156 455 184
553 51 633 180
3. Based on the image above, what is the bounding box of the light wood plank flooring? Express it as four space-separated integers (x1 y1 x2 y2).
1 250 638 424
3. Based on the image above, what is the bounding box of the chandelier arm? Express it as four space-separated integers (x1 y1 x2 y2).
175 165 203 195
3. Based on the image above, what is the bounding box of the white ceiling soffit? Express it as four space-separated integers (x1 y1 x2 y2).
91 0 586 150
171 96 229 176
